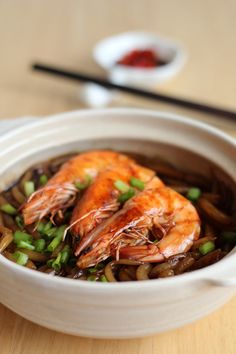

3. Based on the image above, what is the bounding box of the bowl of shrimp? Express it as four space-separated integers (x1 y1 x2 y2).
0 108 235 338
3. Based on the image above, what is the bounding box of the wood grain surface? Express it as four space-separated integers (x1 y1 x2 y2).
0 1 236 353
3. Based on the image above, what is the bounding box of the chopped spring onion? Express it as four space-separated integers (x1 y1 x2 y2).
13 251 29 266
39 174 48 186
118 188 135 203
87 275 97 281
44 227 57 238
186 187 201 202
75 175 92 191
99 275 108 282
15 215 24 229
46 225 66 252
87 267 97 274
60 245 71 264
14 230 32 244
199 241 215 255
130 177 145 191
114 180 130 193
56 225 67 238
17 240 35 250
221 231 236 244
24 181 35 197
88 262 105 274
51 252 62 271
37 222 56 238
43 221 53 233
46 236 62 252
34 239 46 252
47 259 54 268
0 203 17 215
37 221 46 234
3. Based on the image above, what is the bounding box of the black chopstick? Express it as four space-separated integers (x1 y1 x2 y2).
32 63 236 122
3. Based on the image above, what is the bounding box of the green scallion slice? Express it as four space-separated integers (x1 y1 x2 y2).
13 251 29 266
221 231 236 244
37 221 46 234
44 227 57 238
56 225 66 238
60 245 71 264
186 187 201 202
15 215 24 229
34 239 46 252
43 221 53 233
24 181 35 197
47 259 54 268
118 188 135 203
99 275 108 282
199 241 215 255
46 225 66 252
88 262 105 274
17 240 35 250
87 267 97 274
39 174 48 186
14 230 32 244
114 180 130 193
37 222 56 238
46 236 61 253
0 203 17 215
75 175 92 191
51 253 62 271
75 181 86 190
130 177 145 191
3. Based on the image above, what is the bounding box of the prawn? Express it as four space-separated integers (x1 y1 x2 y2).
72 163 156 256
22 151 134 225
77 178 200 268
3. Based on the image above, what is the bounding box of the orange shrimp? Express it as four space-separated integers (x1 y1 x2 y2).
22 151 134 225
72 163 156 256
77 178 200 269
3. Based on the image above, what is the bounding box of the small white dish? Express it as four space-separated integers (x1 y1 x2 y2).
93 31 187 87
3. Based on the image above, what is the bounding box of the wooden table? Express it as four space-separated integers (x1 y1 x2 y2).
0 1 236 353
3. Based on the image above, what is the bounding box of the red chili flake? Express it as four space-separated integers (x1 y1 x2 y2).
117 49 159 68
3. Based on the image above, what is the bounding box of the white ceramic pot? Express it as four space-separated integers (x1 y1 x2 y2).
0 109 235 339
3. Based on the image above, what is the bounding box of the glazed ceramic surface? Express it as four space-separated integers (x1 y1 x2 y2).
0 109 235 338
